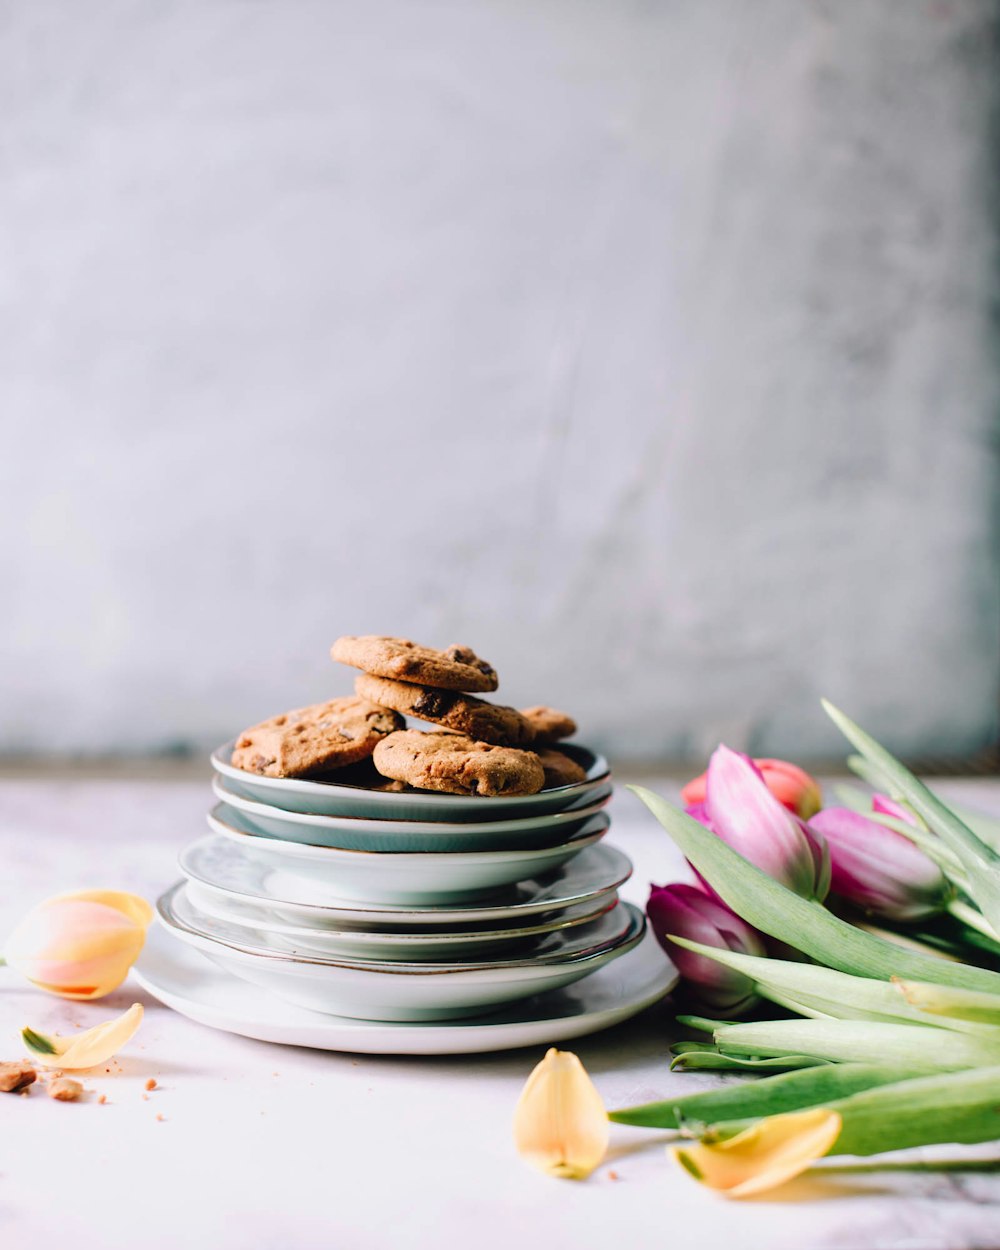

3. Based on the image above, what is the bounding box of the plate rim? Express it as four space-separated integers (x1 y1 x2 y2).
133 925 677 1055
210 739 611 811
178 839 633 922
211 774 613 836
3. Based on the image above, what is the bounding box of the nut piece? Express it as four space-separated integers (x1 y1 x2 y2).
48 1077 83 1102
0 1060 36 1092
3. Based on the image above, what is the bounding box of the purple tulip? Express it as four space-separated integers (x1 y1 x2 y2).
703 746 830 900
646 883 766 1013
808 805 948 921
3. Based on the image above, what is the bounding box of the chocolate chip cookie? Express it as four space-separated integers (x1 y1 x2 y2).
331 636 498 692
520 706 577 744
231 697 404 778
372 730 545 797
355 674 535 746
536 747 588 789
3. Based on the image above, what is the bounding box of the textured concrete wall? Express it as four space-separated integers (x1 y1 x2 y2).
2 1 999 762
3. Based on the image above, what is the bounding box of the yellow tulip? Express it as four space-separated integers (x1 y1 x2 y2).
513 1048 609 1179
23 1003 144 1070
4 890 153 1000
672 1107 842 1198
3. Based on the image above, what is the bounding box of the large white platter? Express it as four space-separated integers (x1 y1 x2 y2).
134 924 677 1054
211 740 611 820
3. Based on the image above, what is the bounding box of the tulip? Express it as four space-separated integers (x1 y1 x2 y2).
4 891 153 1000
809 807 948 921
646 884 766 1013
513 1048 609 1179
683 756 821 820
672 1107 842 1198
22 1003 144 1070
703 746 830 900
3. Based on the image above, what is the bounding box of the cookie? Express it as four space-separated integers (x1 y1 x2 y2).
536 747 587 789
231 697 404 778
355 674 535 746
372 730 545 797
520 706 577 744
331 635 498 692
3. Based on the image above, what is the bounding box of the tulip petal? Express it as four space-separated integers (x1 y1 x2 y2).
22 1003 143 1070
706 746 826 899
671 1108 842 1197
514 1048 609 1179
54 891 154 929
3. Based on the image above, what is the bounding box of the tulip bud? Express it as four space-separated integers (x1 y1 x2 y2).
809 807 948 921
4 891 153 1000
513 1048 609 1179
646 883 766 1013
703 746 830 900
683 756 822 820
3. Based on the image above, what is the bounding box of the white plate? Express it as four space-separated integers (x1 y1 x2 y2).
155 893 646 1020
179 838 632 926
211 741 611 820
135 924 676 1054
199 812 609 905
184 881 618 961
211 775 613 852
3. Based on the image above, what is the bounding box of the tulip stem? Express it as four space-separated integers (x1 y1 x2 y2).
948 899 1000 945
0 956 6 967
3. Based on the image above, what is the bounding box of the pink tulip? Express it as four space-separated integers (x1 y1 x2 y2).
808 806 947 921
682 757 822 820
703 746 830 900
646 883 766 1013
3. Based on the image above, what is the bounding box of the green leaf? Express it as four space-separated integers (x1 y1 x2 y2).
670 1051 827 1073
711 1066 1000 1157
669 937 999 1035
630 785 1000 995
894 978 1000 1025
610 1063 917 1128
708 1018 1000 1070
823 701 1000 932
21 1027 58 1056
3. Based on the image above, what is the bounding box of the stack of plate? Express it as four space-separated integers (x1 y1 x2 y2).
140 740 676 1053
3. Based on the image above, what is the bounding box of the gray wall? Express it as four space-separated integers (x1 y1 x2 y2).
3 1 999 763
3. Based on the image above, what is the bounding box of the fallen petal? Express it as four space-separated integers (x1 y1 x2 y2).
23 1003 144 1070
671 1107 842 1197
513 1048 609 1179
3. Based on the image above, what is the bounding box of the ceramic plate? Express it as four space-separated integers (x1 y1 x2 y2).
183 881 618 961
199 811 609 905
135 925 676 1054
155 891 645 1020
210 740 610 820
179 837 632 927
211 775 613 852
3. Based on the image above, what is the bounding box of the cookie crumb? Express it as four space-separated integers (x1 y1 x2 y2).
98 1094 107 1105
145 1078 157 1091
607 1170 620 1181
0 1060 36 1092
49 1077 83 1102
156 1113 165 1122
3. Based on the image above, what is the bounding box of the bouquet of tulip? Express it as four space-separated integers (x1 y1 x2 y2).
515 701 1000 1197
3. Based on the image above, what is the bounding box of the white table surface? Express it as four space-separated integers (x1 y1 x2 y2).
2 774 999 1250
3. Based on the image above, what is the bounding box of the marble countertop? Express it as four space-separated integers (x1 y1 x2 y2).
1 774 999 1250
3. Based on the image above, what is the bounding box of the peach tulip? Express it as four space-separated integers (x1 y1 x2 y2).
3 891 153 1000
682 756 822 820
514 1049 609 1179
